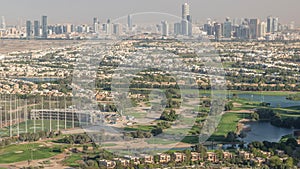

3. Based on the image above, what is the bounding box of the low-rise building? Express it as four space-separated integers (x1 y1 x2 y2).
141 154 154 164
158 153 171 163
207 152 218 163
191 152 201 162
223 151 233 159
173 152 187 163
98 160 116 169
239 150 252 160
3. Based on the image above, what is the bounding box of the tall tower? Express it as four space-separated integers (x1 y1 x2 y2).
42 15 48 39
267 16 273 33
272 17 279 32
34 20 40 38
187 15 193 37
258 21 267 38
223 17 232 38
249 18 259 39
26 20 32 39
181 3 191 36
182 3 190 19
161 21 169 36
128 14 133 31
1 16 6 30
93 17 99 33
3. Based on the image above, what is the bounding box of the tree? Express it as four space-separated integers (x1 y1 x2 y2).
225 102 233 111
269 156 282 169
285 157 293 169
226 132 237 142
83 145 88 151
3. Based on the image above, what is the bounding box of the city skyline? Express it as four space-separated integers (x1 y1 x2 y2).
0 0 299 25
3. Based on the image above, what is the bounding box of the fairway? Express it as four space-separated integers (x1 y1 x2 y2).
209 112 249 142
0 143 61 164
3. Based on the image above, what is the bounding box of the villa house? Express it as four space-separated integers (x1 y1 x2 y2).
113 158 130 166
239 151 252 160
141 154 154 164
158 153 171 163
98 160 116 169
173 152 187 163
191 152 201 162
207 152 218 163
223 152 233 160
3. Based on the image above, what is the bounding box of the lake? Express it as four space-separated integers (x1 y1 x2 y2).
242 121 294 143
236 94 300 108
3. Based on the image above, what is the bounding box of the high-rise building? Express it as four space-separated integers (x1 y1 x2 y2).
181 20 188 35
267 16 273 33
289 21 295 30
113 23 122 35
273 17 279 32
161 21 169 36
214 23 222 41
1 16 6 30
128 14 132 30
174 22 181 35
235 22 250 40
66 24 72 33
258 22 267 38
223 17 232 38
181 3 191 36
93 17 99 33
267 16 279 33
182 3 190 19
33 20 40 38
42 15 48 38
187 15 193 37
26 20 32 39
249 18 259 39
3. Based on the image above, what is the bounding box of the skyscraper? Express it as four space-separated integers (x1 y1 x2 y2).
267 16 273 33
26 20 32 39
249 19 259 39
181 3 190 36
214 23 222 41
174 22 181 35
34 20 40 38
258 22 267 38
93 17 99 33
182 3 190 19
267 16 279 33
187 15 193 37
42 15 48 39
223 17 232 38
273 17 279 32
113 23 122 35
128 15 133 31
1 16 6 30
161 21 169 36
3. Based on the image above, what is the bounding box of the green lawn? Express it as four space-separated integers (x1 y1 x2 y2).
145 138 178 145
209 112 250 142
62 153 82 167
0 143 61 164
124 125 156 132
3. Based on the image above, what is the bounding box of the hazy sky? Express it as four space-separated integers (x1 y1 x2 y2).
0 0 299 25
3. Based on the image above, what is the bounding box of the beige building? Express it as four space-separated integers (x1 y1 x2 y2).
173 152 187 163
158 153 171 163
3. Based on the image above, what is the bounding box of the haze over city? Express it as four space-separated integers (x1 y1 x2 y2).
0 0 299 25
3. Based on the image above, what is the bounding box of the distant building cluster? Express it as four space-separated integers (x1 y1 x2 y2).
203 16 296 41
0 3 298 40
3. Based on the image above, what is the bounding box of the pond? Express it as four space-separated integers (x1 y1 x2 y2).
241 121 294 143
